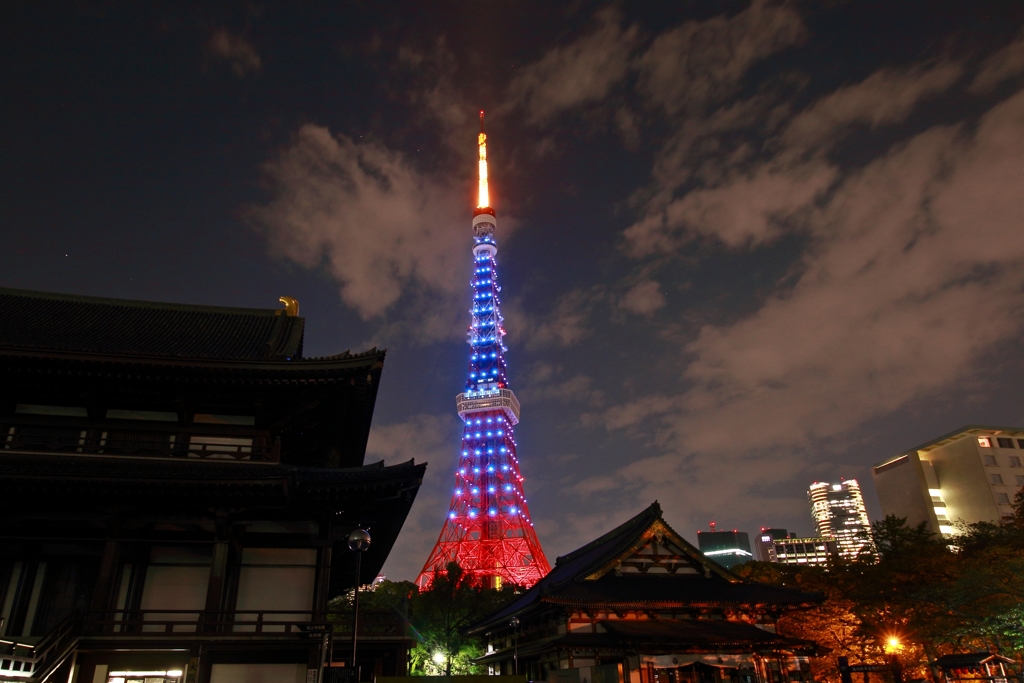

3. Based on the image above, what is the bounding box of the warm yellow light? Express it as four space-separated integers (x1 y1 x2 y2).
477 131 489 209
885 636 903 653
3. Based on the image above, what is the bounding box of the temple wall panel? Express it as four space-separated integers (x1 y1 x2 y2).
209 663 307 683
234 548 317 631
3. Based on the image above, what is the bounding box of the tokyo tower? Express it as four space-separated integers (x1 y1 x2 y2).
416 112 551 590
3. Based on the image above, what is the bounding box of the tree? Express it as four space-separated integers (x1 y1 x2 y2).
407 563 519 676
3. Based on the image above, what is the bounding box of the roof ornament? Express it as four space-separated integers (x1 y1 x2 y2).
278 296 300 317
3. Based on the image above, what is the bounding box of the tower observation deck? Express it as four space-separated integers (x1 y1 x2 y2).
416 112 551 590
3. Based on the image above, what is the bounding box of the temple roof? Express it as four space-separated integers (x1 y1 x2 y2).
0 451 424 505
470 502 821 632
0 287 308 361
0 453 426 592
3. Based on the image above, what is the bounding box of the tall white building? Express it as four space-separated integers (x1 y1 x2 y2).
807 479 875 560
873 425 1024 537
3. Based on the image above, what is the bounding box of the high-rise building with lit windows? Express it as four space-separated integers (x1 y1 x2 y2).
696 527 752 568
873 425 1024 537
807 479 875 560
416 112 551 590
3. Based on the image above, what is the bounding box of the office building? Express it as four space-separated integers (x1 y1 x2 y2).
696 526 752 568
873 425 1024 537
754 528 789 562
807 480 875 560
754 528 838 565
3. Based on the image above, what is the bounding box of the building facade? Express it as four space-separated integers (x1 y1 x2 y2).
807 480 874 560
0 288 424 683
753 529 789 563
753 530 837 566
872 425 1024 537
471 503 823 683
696 530 752 569
417 112 550 590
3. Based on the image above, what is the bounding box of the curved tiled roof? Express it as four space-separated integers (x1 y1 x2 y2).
0 287 305 361
470 502 822 632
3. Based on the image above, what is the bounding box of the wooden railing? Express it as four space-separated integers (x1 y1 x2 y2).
0 610 409 682
83 610 407 639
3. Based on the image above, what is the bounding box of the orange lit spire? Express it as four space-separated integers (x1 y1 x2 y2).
477 110 490 210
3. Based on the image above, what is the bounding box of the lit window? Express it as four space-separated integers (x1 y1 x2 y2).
978 437 992 448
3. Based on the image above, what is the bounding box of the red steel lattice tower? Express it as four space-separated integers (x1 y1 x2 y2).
416 112 551 590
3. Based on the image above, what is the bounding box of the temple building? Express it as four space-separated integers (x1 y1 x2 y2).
0 288 424 683
470 503 824 683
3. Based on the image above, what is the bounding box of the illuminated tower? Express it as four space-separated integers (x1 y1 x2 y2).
416 112 551 590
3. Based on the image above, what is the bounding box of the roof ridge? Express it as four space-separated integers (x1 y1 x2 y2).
302 347 384 362
555 501 662 566
0 286 288 317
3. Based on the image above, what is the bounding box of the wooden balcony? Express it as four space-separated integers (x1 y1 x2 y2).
1 419 279 463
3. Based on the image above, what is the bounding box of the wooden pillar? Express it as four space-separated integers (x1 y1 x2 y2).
314 517 334 615
203 541 230 614
90 540 121 613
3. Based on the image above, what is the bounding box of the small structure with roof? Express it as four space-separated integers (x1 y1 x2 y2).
469 502 824 683
934 653 1015 683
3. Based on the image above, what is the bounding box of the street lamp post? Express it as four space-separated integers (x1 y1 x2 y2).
348 529 371 683
510 617 520 676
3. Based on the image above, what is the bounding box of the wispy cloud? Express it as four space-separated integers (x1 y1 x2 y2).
635 0 806 116
206 29 262 77
504 287 606 351
505 9 638 124
249 125 467 323
970 27 1024 92
618 280 666 315
499 2 1024 543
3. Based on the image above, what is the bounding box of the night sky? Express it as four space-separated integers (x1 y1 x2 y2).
4 1 1024 582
